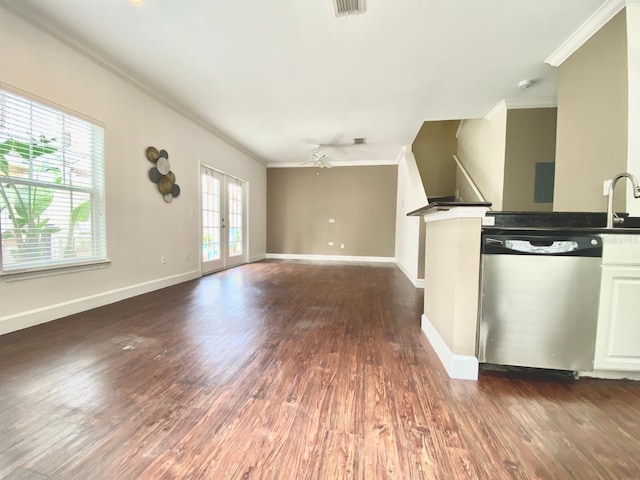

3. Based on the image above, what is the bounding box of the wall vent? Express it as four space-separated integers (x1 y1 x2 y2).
333 0 365 17
353 137 367 145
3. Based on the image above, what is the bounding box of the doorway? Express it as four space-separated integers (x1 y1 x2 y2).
200 165 247 274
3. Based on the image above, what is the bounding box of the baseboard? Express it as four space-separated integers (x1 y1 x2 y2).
250 254 266 263
421 313 478 380
0 270 201 336
395 260 424 288
265 253 395 263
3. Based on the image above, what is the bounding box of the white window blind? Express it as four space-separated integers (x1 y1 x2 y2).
0 87 106 273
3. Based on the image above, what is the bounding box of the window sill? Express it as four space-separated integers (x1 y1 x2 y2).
1 259 112 282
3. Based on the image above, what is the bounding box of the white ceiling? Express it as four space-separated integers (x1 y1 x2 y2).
1 0 606 165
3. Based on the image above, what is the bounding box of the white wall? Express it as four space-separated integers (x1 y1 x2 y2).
628 3 640 216
394 148 427 287
0 8 267 335
456 112 507 211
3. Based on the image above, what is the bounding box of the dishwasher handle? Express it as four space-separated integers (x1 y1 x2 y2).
483 235 602 257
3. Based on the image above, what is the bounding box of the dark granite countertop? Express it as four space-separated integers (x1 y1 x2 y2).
483 211 640 235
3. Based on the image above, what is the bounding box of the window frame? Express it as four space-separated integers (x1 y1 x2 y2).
0 84 108 276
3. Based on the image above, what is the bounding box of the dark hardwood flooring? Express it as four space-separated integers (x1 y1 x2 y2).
1 260 639 479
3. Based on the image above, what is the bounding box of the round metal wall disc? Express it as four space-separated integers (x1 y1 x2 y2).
148 167 162 183
146 146 159 162
171 184 181 197
156 157 170 175
163 193 173 203
158 149 169 159
158 176 174 194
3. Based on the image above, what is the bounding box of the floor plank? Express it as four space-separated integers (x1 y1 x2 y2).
0 260 639 479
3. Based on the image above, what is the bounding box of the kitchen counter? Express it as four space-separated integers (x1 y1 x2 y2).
483 211 640 235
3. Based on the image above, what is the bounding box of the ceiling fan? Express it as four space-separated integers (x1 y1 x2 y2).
300 145 334 168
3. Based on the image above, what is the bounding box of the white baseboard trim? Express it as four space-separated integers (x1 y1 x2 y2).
0 270 201 336
265 253 395 263
395 260 424 288
250 254 266 263
421 313 478 380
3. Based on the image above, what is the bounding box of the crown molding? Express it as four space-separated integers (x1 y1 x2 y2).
546 0 628 67
0 2 267 166
484 97 558 120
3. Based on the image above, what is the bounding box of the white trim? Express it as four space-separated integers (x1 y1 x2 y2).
421 314 479 380
422 206 489 223
546 0 628 67
267 159 398 168
484 97 558 120
395 260 425 288
0 270 201 336
484 100 508 120
266 253 395 263
250 254 266 263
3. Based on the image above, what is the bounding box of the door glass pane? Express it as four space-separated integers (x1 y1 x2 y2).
227 182 243 257
202 172 221 261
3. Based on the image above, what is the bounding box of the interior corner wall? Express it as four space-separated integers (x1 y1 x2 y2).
456 112 507 211
412 121 460 198
627 4 640 216
503 108 557 212
267 165 397 257
554 10 628 213
394 150 428 285
0 8 267 335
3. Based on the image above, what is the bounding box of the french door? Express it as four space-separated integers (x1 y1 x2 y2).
201 165 247 274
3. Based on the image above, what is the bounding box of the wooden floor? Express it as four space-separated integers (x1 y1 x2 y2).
1 260 639 479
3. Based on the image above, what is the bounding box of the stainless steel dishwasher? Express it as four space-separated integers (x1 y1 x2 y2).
477 233 602 372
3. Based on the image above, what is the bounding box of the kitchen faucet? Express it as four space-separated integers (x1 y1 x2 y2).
607 172 640 228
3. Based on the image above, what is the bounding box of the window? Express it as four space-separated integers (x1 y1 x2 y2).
0 87 106 274
227 181 243 257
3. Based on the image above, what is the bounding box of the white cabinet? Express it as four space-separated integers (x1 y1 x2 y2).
594 235 640 371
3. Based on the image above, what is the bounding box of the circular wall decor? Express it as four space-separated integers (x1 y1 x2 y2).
156 157 170 175
148 167 162 183
146 146 160 162
146 146 181 203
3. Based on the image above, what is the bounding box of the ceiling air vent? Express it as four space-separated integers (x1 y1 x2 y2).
353 137 366 145
333 0 365 17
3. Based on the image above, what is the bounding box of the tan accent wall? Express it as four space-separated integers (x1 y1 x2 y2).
267 166 397 256
412 121 460 198
424 217 483 356
456 111 507 210
503 108 557 212
554 10 628 212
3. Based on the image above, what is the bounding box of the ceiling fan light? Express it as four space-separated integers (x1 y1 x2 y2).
333 0 365 17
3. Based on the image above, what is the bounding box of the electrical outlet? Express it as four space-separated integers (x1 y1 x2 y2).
340 244 345 249
161 255 167 264
603 179 612 196
329 218 335 223
186 252 191 261
328 241 334 246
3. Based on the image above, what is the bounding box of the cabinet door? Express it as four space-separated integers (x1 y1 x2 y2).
594 266 640 371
